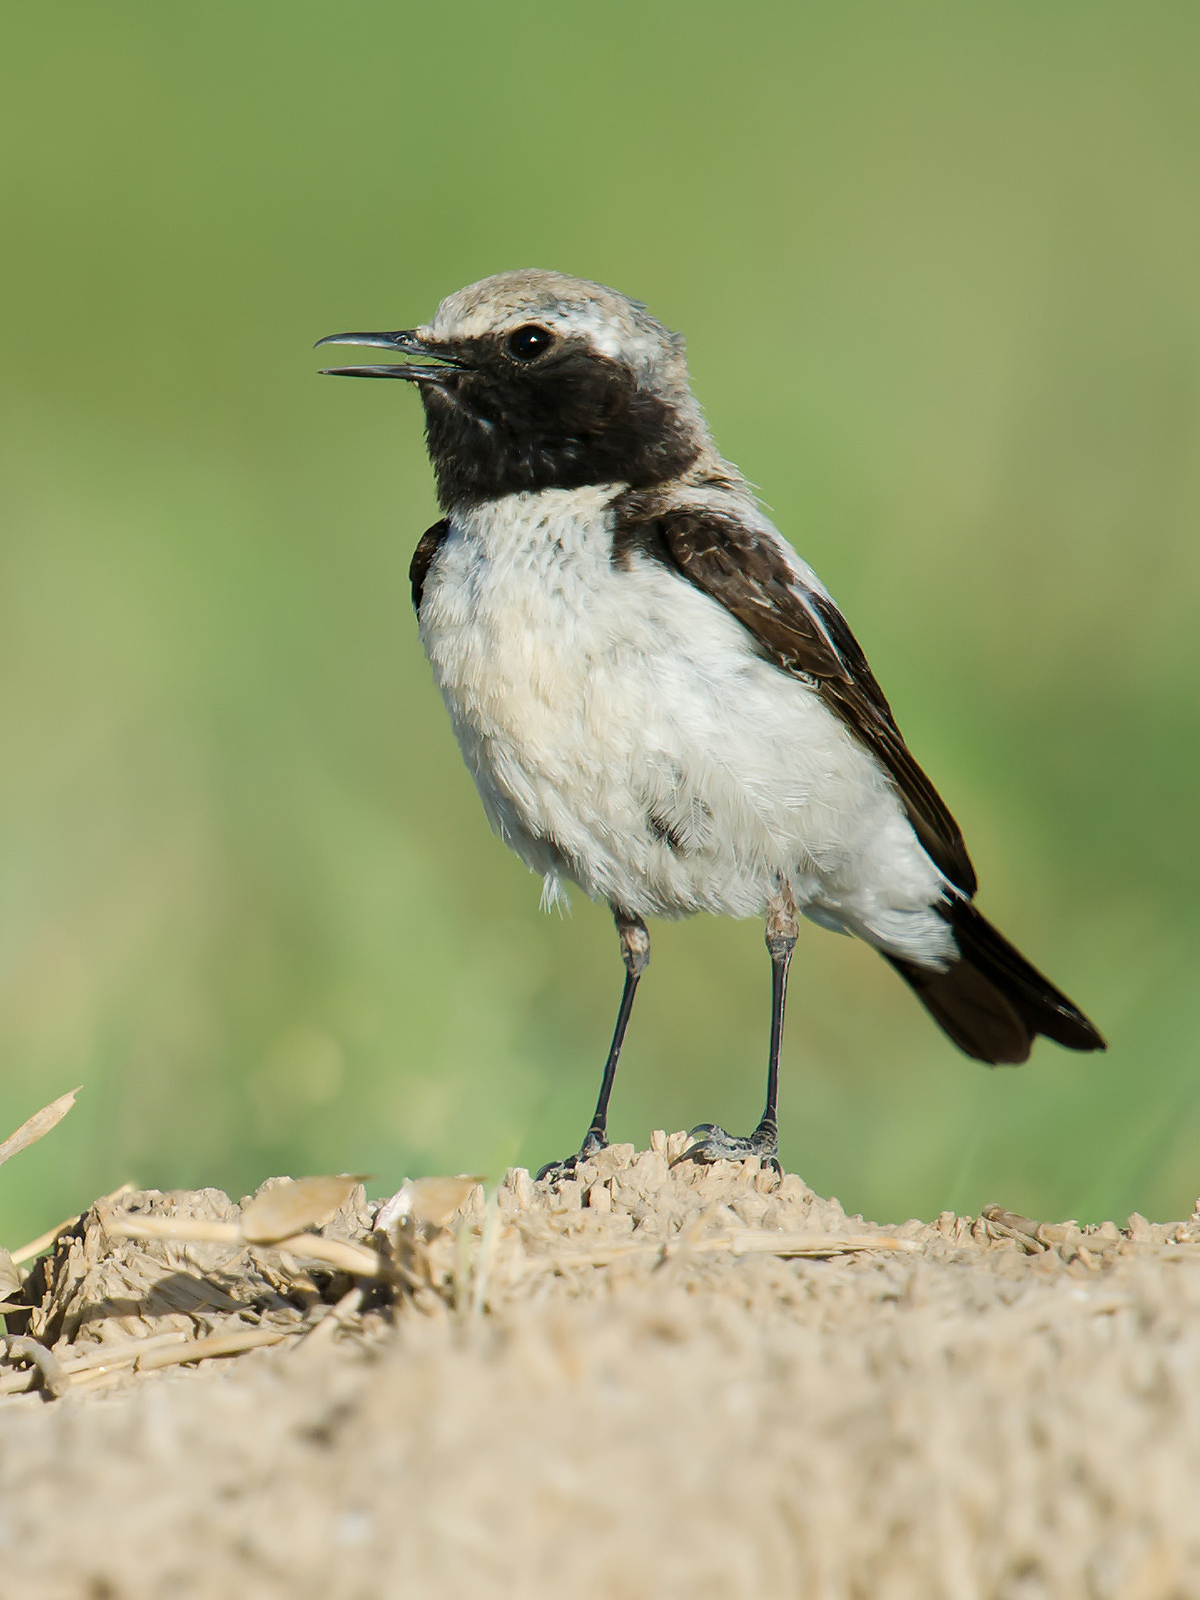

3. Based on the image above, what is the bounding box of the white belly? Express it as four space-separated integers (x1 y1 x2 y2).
417 486 954 965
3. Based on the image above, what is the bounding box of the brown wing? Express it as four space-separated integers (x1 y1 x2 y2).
612 498 977 897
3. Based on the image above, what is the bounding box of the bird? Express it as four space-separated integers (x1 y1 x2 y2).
317 269 1105 1179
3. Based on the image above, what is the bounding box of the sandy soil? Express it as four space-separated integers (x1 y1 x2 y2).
1 1134 1199 1600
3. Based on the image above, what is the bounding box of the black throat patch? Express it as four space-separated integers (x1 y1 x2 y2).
418 335 701 509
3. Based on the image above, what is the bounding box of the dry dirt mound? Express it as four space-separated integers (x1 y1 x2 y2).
2 1134 1200 1599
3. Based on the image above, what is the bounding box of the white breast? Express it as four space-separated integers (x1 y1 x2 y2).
417 487 955 966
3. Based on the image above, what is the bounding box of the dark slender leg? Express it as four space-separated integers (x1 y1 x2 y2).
676 883 798 1172
756 902 795 1150
536 911 649 1182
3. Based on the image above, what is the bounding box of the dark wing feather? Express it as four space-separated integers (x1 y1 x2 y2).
884 896 1106 1062
613 498 977 897
410 518 450 611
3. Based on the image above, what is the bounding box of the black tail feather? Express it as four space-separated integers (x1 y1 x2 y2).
884 898 1106 1066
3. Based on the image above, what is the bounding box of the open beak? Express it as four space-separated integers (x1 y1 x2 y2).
314 329 464 381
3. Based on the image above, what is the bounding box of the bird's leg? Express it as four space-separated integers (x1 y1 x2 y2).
675 882 798 1174
536 911 650 1183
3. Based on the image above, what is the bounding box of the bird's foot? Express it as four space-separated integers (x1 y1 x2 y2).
535 1128 607 1184
671 1120 781 1175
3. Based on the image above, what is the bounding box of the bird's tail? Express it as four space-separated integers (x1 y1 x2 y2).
883 897 1106 1065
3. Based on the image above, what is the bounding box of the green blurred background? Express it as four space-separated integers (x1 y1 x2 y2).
1 1 1198 1241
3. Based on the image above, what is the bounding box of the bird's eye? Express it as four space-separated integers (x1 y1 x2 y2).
506 324 555 361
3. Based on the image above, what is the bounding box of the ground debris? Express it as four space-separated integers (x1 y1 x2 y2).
4 1176 380 1385
2 1137 1200 1597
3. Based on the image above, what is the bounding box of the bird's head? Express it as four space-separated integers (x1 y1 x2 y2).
318 270 711 509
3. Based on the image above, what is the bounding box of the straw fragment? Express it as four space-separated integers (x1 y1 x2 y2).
64 1331 189 1375
293 1286 364 1353
516 1229 922 1278
722 1230 922 1257
106 1211 385 1278
1 1335 68 1398
107 1217 242 1244
0 1249 20 1301
0 1332 199 1398
375 1175 483 1233
135 1326 296 1371
0 1088 81 1171
240 1176 365 1245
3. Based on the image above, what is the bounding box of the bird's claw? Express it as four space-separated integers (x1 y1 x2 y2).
536 1129 608 1184
671 1121 782 1175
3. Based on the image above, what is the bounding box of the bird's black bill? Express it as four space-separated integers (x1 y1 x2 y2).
315 328 464 382
318 363 457 380
314 330 419 352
